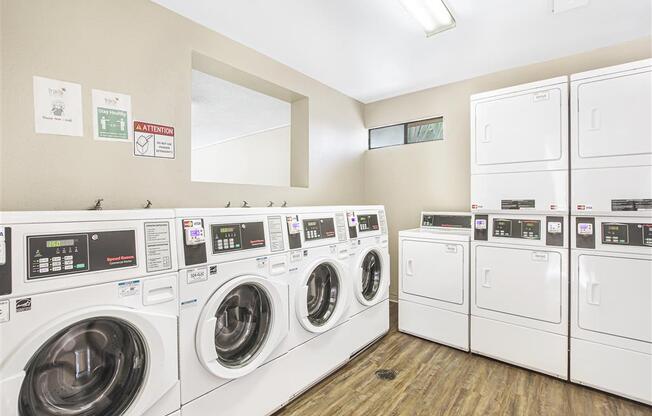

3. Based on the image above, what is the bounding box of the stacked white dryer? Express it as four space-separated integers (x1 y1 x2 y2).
469 77 570 378
569 59 652 404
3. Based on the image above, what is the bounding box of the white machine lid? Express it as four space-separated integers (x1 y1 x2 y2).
399 227 471 242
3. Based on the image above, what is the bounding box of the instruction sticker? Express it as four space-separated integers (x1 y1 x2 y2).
92 89 132 141
118 280 141 297
145 222 172 272
133 121 175 159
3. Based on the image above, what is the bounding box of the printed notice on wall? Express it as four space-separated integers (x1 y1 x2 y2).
92 89 132 141
145 222 172 272
133 121 175 159
33 76 83 136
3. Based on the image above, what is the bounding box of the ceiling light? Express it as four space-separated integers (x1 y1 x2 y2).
399 0 456 37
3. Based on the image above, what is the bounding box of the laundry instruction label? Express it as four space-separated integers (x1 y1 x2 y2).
145 222 172 272
133 121 175 159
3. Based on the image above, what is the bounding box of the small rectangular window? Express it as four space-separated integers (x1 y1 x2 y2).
369 124 404 149
369 117 443 149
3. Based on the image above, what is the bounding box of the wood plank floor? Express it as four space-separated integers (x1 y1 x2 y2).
275 302 651 416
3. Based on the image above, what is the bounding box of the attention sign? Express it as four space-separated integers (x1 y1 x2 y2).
133 121 175 159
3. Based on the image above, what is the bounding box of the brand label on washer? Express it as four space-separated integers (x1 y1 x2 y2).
533 91 549 102
16 298 32 312
145 222 172 272
187 267 208 284
118 280 141 297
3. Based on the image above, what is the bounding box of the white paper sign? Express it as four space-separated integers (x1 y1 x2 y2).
33 76 83 136
92 89 132 142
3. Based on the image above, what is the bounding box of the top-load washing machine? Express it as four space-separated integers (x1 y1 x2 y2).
0 210 180 416
470 76 569 214
345 206 390 355
570 58 652 216
398 212 472 351
281 206 354 401
175 208 292 416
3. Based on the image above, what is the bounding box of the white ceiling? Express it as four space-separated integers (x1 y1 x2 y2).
191 70 290 149
158 0 651 103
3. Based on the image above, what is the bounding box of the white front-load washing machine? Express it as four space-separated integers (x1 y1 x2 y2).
398 212 472 351
0 210 180 416
175 208 292 416
345 206 390 356
471 213 568 378
570 216 652 404
470 76 569 214
282 207 354 401
570 59 652 216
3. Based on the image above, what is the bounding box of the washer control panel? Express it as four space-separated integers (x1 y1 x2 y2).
493 219 541 240
27 230 137 280
422 214 471 229
358 214 379 232
211 222 265 254
602 222 652 247
303 218 336 241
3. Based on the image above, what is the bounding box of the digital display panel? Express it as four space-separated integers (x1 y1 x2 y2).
46 239 76 248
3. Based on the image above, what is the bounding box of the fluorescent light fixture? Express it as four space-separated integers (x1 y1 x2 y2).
399 0 456 37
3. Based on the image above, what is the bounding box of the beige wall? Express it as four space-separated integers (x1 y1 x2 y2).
192 126 291 187
363 37 652 300
0 0 367 211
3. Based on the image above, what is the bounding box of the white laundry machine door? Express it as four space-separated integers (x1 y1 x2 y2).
474 245 562 325
401 239 464 306
354 246 390 307
196 275 288 380
576 254 652 343
472 80 567 175
296 258 349 333
573 66 652 168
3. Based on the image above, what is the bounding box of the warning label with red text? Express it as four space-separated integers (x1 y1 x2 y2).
133 121 175 159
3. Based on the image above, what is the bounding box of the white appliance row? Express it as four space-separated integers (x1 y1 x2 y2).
0 205 390 416
399 59 651 404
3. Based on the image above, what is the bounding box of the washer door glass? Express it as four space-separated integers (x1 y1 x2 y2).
361 251 382 301
306 263 340 326
214 283 271 368
19 318 146 416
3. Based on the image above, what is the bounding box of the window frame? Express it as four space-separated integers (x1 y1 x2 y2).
368 116 443 150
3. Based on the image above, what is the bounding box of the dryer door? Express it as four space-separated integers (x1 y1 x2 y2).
18 317 147 416
296 259 347 333
401 239 464 305
472 83 565 174
577 254 652 343
475 246 562 324
196 275 288 380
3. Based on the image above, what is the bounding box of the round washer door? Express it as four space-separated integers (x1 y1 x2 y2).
296 260 347 333
356 248 389 306
18 317 147 416
196 275 287 380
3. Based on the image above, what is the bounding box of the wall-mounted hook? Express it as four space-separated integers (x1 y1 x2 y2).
144 200 152 209
90 198 104 210
267 201 274 207
242 201 250 208
225 201 231 208
282 201 288 208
